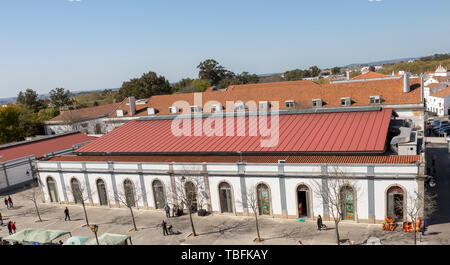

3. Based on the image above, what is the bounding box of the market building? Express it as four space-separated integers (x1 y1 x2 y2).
36 107 426 224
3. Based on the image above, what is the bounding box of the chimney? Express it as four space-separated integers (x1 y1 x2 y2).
128 96 136 116
346 71 350 80
403 73 410 93
420 74 424 103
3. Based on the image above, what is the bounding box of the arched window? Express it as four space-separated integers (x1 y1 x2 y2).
47 177 59 203
297 184 310 218
257 183 270 215
185 181 197 212
152 179 166 210
387 186 404 221
340 186 355 220
96 179 108 206
71 178 83 204
123 179 136 207
219 182 233 213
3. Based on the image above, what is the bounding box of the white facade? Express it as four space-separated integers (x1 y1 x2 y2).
37 160 424 223
45 117 136 136
426 95 450 116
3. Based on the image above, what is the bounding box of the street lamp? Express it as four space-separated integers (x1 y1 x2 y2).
90 224 99 245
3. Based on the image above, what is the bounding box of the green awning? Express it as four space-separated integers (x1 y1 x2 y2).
63 236 90 245
85 233 130 245
3 229 70 244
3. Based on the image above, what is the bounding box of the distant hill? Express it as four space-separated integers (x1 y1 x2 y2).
344 57 421 68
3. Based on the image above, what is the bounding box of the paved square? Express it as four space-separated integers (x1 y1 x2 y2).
1 185 449 245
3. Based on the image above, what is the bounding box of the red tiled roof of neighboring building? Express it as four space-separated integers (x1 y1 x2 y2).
430 86 450 98
351 71 391 80
49 103 121 122
115 78 420 117
0 132 96 162
76 108 392 154
48 154 422 164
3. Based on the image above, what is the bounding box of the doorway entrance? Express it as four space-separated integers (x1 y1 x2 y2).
297 185 310 218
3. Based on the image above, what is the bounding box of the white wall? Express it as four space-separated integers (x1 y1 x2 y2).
37 161 421 222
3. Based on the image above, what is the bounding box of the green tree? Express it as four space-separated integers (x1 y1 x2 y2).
331 67 341 75
234 72 260 85
49 88 73 109
16 89 44 113
0 106 22 144
309 66 321 77
173 78 194 92
197 59 230 85
283 69 305 81
191 79 211 92
369 66 376 72
115 71 173 101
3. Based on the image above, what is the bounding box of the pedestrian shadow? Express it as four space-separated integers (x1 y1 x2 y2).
426 232 441 236
198 221 251 237
4 206 24 210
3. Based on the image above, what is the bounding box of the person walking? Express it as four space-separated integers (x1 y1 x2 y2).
162 220 169 236
317 215 323 231
4 198 9 209
11 222 16 234
7 196 13 208
164 204 170 218
420 219 426 236
64 207 70 221
172 204 178 217
7 221 13 235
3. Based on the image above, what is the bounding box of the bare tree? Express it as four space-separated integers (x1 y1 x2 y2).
114 180 142 231
312 166 360 245
168 169 206 237
61 111 84 132
401 190 437 245
245 186 263 242
22 188 44 222
67 181 91 227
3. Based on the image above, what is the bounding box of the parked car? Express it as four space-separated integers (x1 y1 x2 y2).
436 127 450 136
432 120 449 129
433 124 450 134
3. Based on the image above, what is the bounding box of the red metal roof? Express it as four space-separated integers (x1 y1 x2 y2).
48 154 422 164
76 108 392 154
0 133 96 162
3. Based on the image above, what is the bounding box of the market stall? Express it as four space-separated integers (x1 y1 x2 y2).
2 229 71 245
63 236 90 245
85 233 132 245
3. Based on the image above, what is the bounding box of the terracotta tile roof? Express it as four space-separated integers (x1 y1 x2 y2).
0 132 96 162
426 83 442 89
115 78 421 117
76 108 393 154
47 154 422 164
430 86 450 98
434 76 450 83
351 71 391 80
50 103 121 122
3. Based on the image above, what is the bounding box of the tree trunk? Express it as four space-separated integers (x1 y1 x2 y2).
34 200 42 222
413 220 417 245
129 206 137 231
188 207 197 236
335 221 341 245
255 212 261 241
82 201 90 226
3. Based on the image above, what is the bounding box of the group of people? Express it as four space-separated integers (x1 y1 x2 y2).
1 196 17 235
163 204 180 218
4 196 13 209
6 221 17 235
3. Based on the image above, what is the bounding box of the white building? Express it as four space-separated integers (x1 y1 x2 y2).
37 108 426 224
425 86 450 116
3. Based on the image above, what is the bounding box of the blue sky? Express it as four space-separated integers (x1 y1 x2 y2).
1 0 449 97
